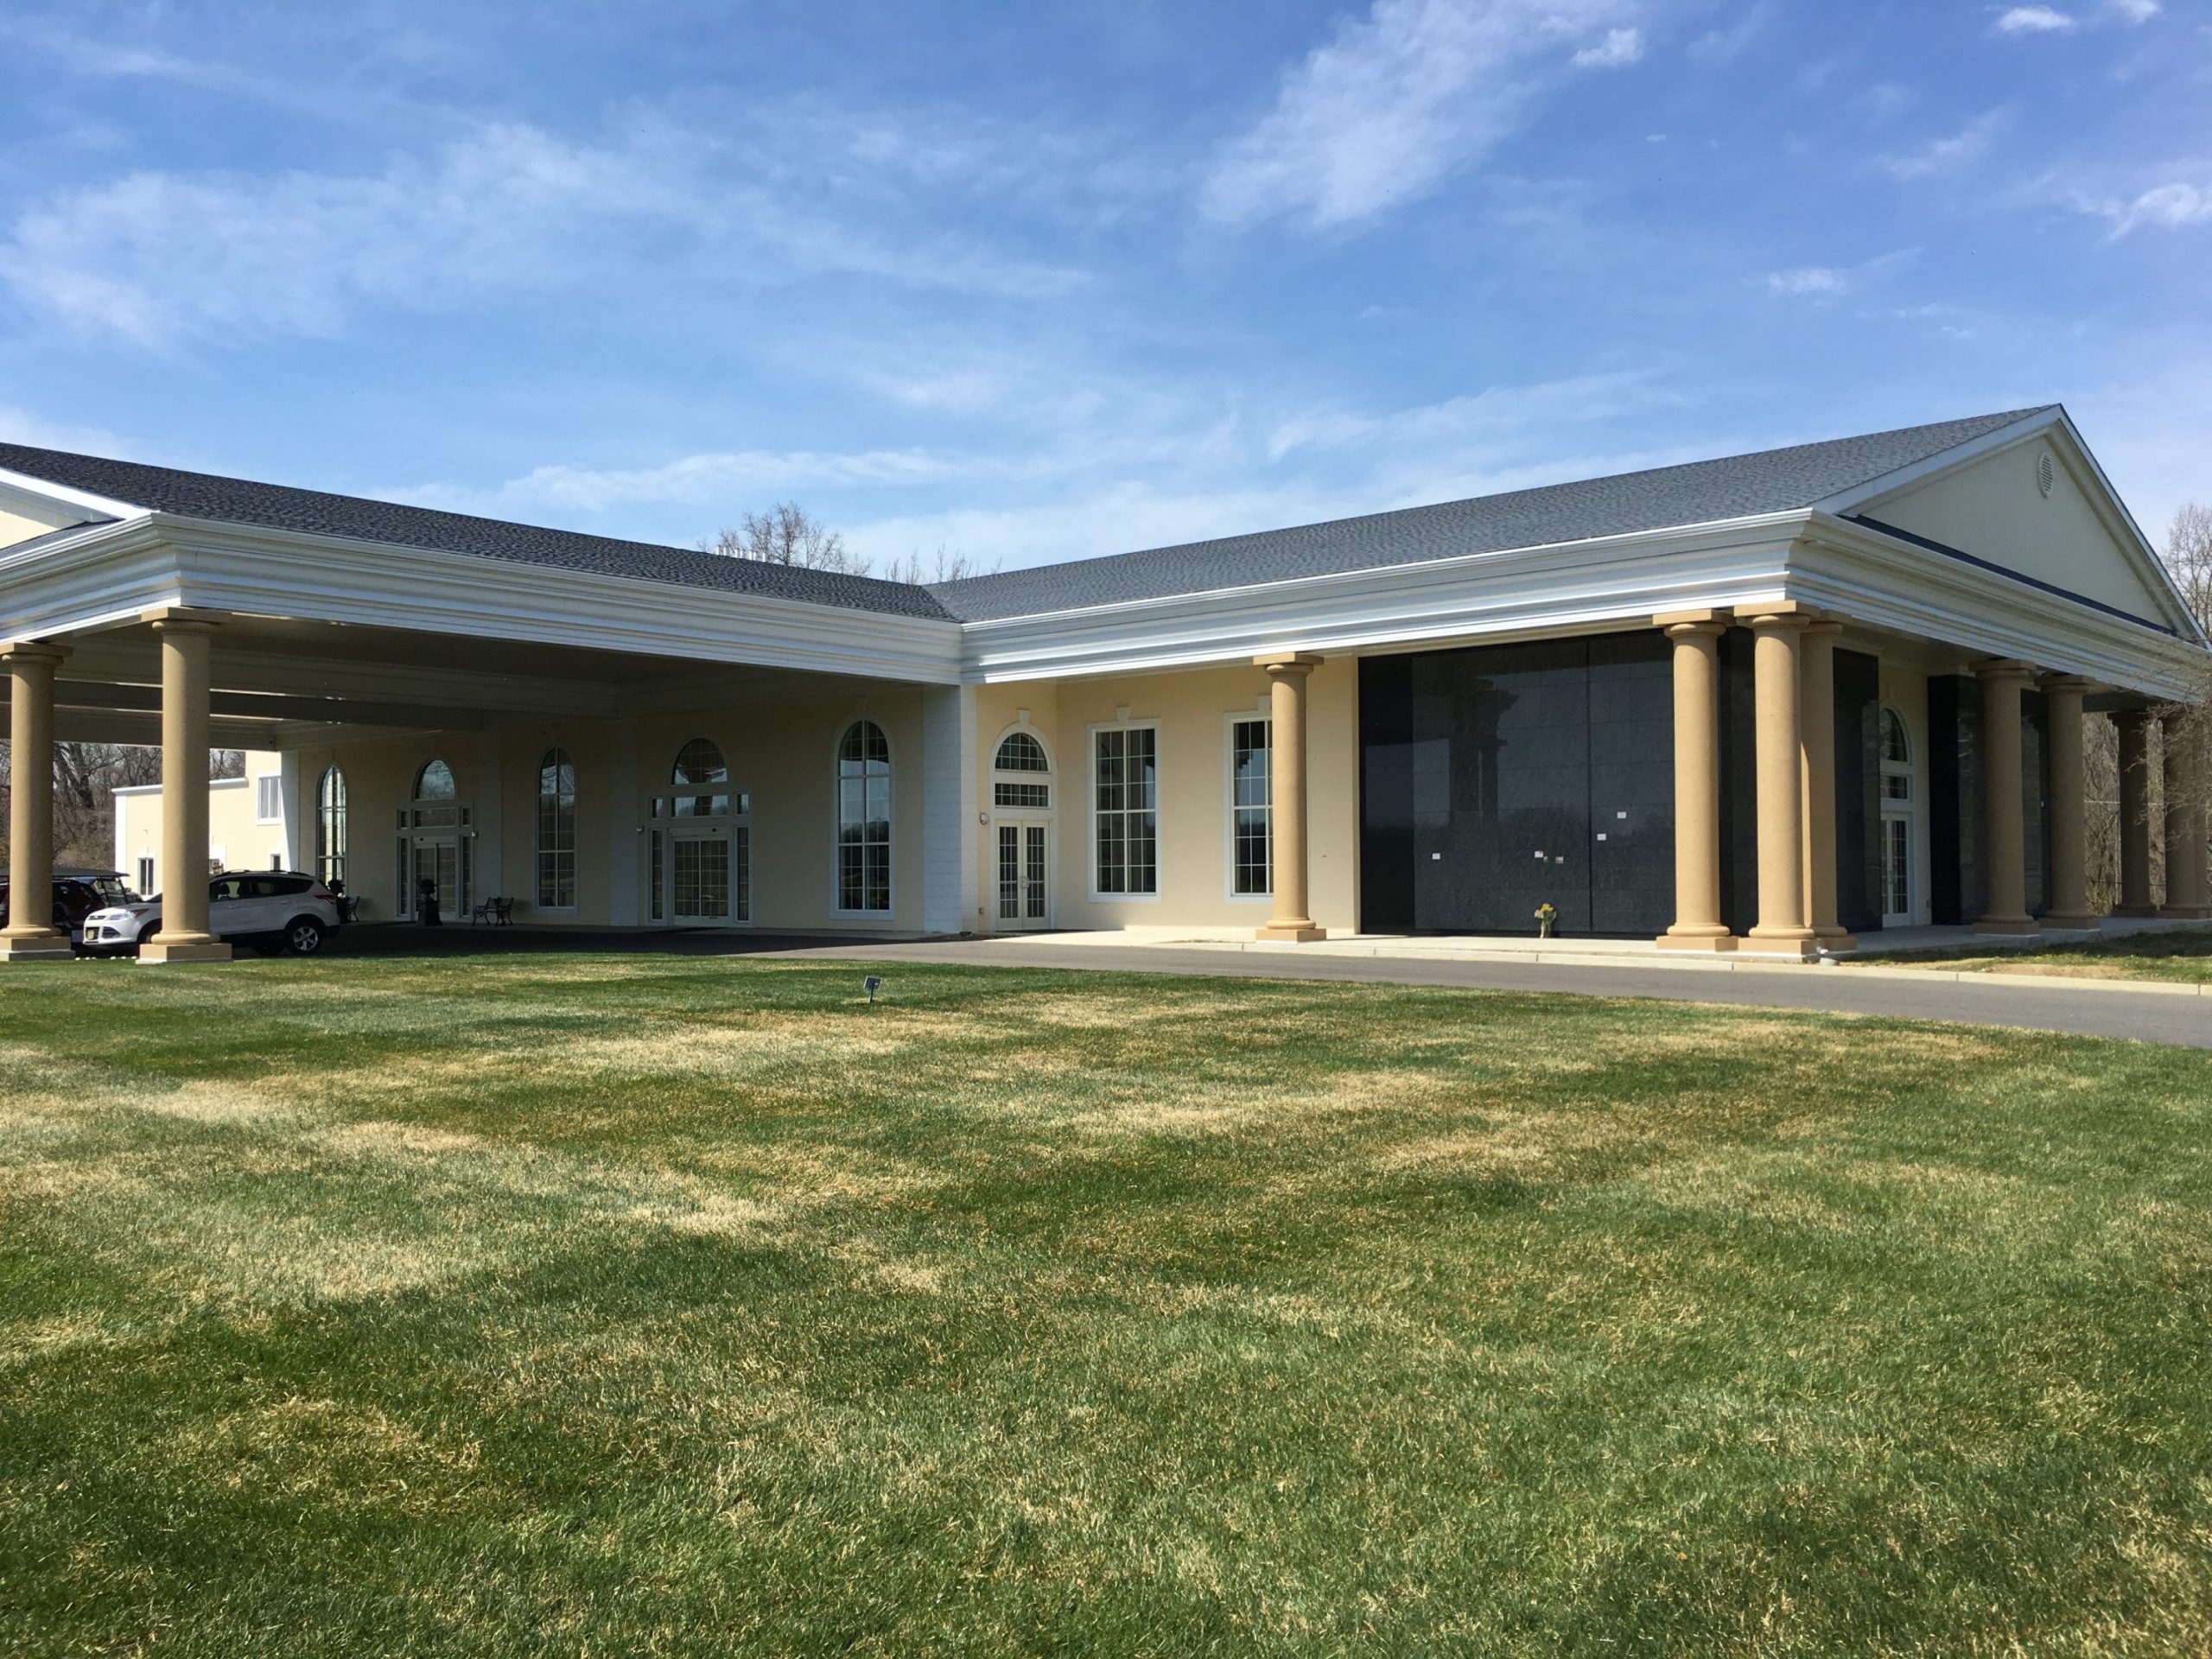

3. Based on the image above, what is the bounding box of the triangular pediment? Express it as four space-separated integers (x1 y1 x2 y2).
1823 412 2196 637
0 468 131 551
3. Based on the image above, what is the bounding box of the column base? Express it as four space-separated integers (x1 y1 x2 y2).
139 938 234 963
1256 924 1327 943
1656 928 1737 952
2040 912 2101 931
0 932 75 963
1973 916 2041 936
2158 906 2212 920
1743 926 1819 960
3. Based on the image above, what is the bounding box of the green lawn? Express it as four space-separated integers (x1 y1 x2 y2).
1860 927 2212 984
5 957 2212 1656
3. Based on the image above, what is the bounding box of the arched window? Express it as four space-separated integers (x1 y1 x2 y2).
537 748 577 909
672 739 729 817
1878 707 1915 924
992 730 1052 810
415 759 456 800
315 766 348 888
836 720 893 912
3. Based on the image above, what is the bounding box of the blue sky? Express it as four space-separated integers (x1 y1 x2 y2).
0 0 2205 575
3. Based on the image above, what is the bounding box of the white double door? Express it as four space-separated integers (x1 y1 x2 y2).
995 819 1052 931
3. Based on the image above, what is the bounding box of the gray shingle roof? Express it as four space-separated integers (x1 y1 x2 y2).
928 408 2055 621
0 441 953 621
0 409 2056 629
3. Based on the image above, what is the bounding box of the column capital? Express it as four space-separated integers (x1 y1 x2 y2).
142 607 225 634
2038 673 2098 696
2113 705 2156 733
1973 657 2037 684
1745 609 1811 633
1802 617 1846 638
1254 652 1322 675
0 639 69 667
1652 607 1730 630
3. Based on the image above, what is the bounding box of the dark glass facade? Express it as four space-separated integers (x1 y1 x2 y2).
1927 674 2051 924
1361 630 1885 938
1360 634 1675 935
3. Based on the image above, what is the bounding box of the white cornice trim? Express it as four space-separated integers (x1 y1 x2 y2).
0 465 148 527
960 513 1811 680
1794 513 2204 700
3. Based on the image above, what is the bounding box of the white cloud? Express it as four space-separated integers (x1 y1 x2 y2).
1993 6 2077 32
1198 0 1637 232
1688 3 1772 63
2112 181 2212 231
1573 28 1645 67
1758 250 1916 300
0 118 1086 347
0 405 131 456
393 448 968 520
2107 0 2159 18
1762 267 1852 297
1883 111 2007 180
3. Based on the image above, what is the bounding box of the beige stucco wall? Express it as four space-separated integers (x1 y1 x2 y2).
0 505 69 550
122 665 1369 936
1872 441 2171 622
276 686 935 931
115 750 289 892
972 657 1360 935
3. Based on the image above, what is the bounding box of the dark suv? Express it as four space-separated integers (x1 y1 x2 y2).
0 868 137 945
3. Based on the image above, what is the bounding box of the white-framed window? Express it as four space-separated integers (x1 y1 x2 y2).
836 720 893 913
1091 720 1159 898
1226 714 1271 899
537 748 578 911
255 774 283 823
992 729 1053 811
136 856 155 894
1878 706 1916 926
315 766 348 889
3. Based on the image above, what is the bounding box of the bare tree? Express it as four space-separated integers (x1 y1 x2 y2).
703 503 868 574
2 742 245 871
878 545 995 586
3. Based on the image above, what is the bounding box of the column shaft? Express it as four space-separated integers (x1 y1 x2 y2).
1746 613 1815 954
1800 620 1853 949
0 643 73 960
2114 711 2156 916
1657 615 1732 950
1256 653 1324 942
2040 677 2096 930
1974 660 2038 934
142 617 232 963
2162 710 2209 917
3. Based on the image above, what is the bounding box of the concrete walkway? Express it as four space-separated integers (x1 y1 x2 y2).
760 936 2212 1050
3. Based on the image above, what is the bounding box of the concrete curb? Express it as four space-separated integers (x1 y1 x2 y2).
1145 938 2210 997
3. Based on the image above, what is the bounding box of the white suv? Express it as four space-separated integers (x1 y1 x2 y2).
82 872 345 958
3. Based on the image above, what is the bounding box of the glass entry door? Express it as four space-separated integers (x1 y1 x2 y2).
995 822 1050 930
410 836 465 917
647 814 751 926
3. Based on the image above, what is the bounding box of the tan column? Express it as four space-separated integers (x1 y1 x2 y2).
1656 613 1732 950
1973 659 2038 934
140 613 232 963
0 642 73 961
2161 709 2209 918
1799 619 1854 950
2039 676 2097 930
1745 611 1815 956
2113 710 2156 916
1255 652 1325 942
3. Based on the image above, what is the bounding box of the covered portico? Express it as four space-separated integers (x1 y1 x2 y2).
0 467 970 961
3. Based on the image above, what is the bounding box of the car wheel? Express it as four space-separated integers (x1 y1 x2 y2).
283 917 326 957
